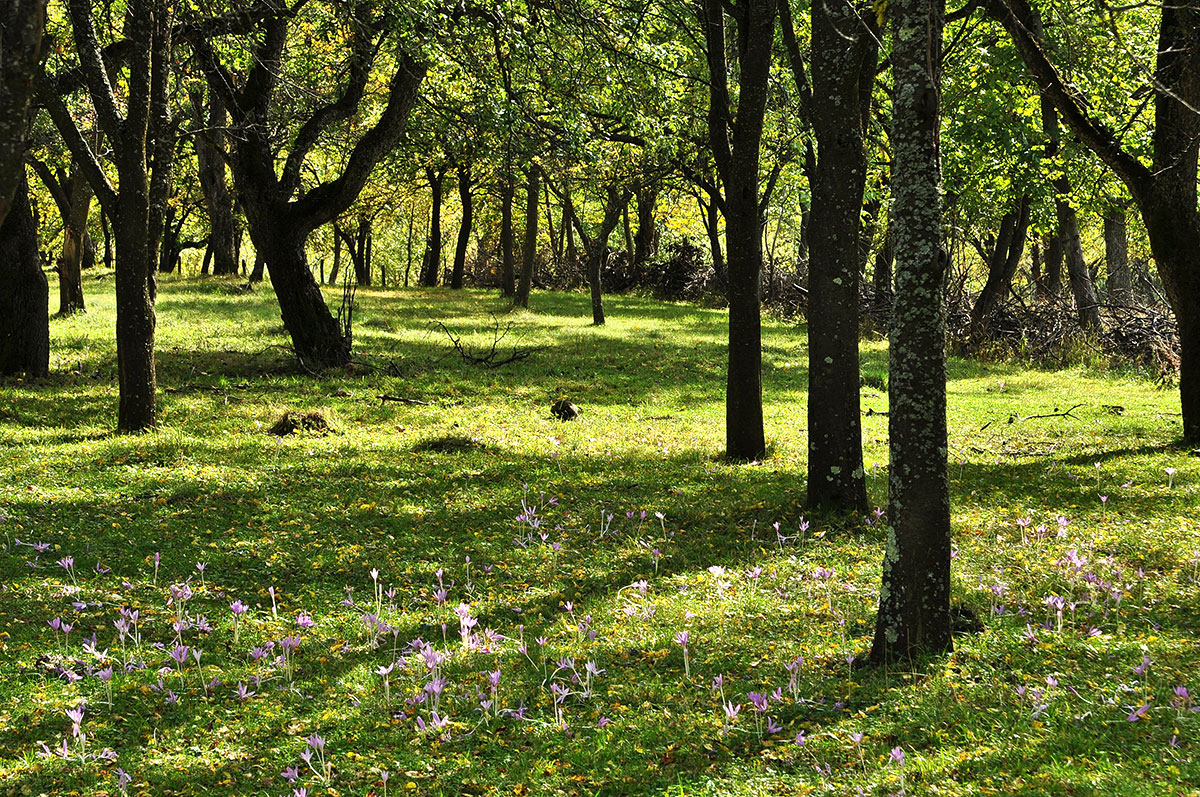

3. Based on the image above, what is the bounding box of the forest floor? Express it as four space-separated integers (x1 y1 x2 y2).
1 278 1198 796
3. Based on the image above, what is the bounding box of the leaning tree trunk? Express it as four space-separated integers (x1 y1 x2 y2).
1105 205 1133 304
0 175 49 377
257 225 350 367
450 165 472 289
870 0 953 664
515 166 539 308
804 0 877 512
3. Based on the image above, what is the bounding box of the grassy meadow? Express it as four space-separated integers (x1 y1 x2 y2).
1 277 1198 796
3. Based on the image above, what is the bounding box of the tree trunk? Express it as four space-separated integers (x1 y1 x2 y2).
421 168 444 286
0 175 49 377
578 184 628 326
622 201 635 268
113 181 158 432
56 167 91 314
500 176 516 296
803 0 877 510
194 88 238 276
0 0 45 227
515 166 539 308
1105 205 1132 304
1041 100 1102 329
872 222 894 307
249 251 265 283
969 194 1032 333
563 187 577 273
329 228 341 285
259 227 350 367
451 164 472 289
634 185 659 266
871 0 953 663
353 217 372 285
1042 230 1062 299
544 178 559 269
701 192 726 286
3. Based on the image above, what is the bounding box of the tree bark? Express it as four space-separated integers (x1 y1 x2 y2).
871 0 953 663
0 174 49 376
515 165 539 307
29 158 89 314
420 167 444 286
499 176 516 296
0 0 46 227
450 164 472 289
1104 205 1132 304
785 0 878 510
256 226 350 367
634 184 659 265
699 0 776 461
193 88 238 276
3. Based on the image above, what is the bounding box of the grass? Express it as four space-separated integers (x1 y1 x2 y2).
1 276 1198 796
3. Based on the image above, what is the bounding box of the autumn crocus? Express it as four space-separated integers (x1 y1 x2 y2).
673 630 690 678
1166 467 1177 489
376 662 395 706
300 733 331 783
230 600 248 645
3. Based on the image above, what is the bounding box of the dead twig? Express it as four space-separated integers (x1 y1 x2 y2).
1010 403 1085 423
435 316 546 369
378 394 432 405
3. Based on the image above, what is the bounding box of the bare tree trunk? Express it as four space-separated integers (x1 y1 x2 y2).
634 185 660 266
500 176 516 296
193 88 238 276
1041 91 1101 329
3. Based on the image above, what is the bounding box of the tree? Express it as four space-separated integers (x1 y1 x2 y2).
780 0 879 512
991 0 1200 441
0 173 48 376
0 0 46 226
28 155 92 314
37 0 174 431
450 161 472 289
191 87 238 276
698 0 778 461
870 0 954 663
514 164 539 307
194 0 426 368
420 165 447 287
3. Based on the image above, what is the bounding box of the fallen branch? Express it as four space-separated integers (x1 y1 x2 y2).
435 317 546 369
1011 403 1085 423
378 394 432 405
